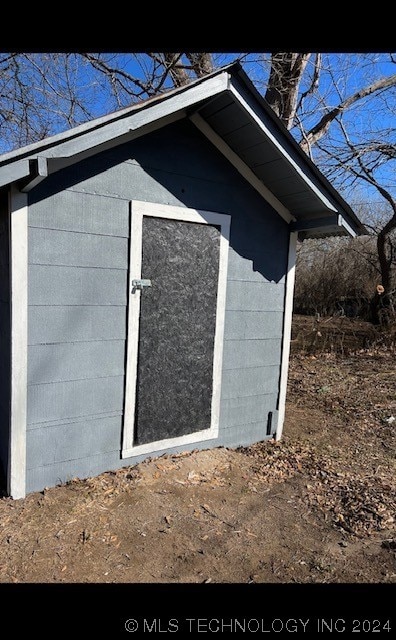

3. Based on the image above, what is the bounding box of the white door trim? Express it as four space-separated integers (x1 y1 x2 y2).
122 200 230 458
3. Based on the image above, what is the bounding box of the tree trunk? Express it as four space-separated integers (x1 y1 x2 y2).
370 220 396 324
161 54 190 87
265 53 311 129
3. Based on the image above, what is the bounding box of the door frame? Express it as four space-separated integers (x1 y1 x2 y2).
122 200 231 458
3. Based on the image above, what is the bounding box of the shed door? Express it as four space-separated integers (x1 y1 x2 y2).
122 201 230 458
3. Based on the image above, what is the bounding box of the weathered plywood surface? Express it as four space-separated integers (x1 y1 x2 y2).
135 216 220 445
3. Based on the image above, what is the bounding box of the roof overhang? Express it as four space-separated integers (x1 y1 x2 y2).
0 63 365 239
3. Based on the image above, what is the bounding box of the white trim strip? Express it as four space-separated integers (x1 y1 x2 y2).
41 111 185 177
43 75 229 160
276 231 298 441
190 112 293 224
8 186 28 499
122 200 230 458
340 215 357 238
0 73 230 166
229 82 338 214
122 202 143 454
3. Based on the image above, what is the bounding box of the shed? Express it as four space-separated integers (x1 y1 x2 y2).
0 63 364 498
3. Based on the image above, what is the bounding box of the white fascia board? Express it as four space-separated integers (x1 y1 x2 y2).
0 160 31 189
0 73 230 186
41 73 230 160
229 80 338 215
339 215 357 238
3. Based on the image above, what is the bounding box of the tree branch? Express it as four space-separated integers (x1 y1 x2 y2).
300 73 396 152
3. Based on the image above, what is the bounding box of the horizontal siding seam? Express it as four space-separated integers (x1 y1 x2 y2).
222 391 278 400
28 225 129 239
28 373 124 387
225 311 283 315
225 308 283 313
224 337 282 342
29 263 128 272
220 419 271 430
27 447 121 471
29 304 127 308
222 363 279 371
122 159 237 187
27 413 123 431
28 338 126 346
64 188 130 202
220 392 277 404
227 279 285 285
226 278 285 284
28 339 125 348
27 411 123 429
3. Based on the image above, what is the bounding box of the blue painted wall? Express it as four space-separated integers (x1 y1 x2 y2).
26 118 288 493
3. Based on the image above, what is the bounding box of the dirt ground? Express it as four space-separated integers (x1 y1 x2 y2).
0 315 395 584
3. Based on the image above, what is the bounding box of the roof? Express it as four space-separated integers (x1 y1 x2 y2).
0 62 365 239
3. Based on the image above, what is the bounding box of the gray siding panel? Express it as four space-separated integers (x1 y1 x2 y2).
28 306 127 345
222 365 280 400
222 339 281 370
220 422 270 447
226 281 284 312
228 248 286 284
28 340 126 384
219 393 277 429
26 450 125 492
29 190 130 237
26 415 122 469
27 376 125 426
26 118 288 493
29 228 128 269
224 311 284 341
29 265 128 306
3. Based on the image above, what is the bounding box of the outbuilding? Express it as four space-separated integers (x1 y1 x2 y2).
0 63 364 498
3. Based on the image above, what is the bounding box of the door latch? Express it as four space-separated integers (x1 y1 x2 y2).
131 278 152 293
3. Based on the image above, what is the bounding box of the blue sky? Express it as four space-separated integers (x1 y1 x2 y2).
1 52 394 216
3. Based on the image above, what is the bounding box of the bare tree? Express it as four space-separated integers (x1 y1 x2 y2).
1 52 395 323
262 53 396 322
0 53 217 152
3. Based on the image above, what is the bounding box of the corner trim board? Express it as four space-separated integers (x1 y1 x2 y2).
8 186 28 499
122 200 231 458
276 230 298 440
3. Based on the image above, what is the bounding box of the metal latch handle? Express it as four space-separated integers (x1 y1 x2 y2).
132 278 152 293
